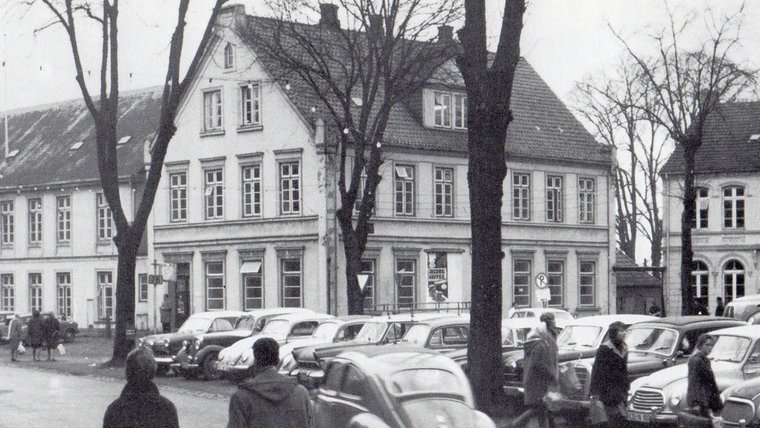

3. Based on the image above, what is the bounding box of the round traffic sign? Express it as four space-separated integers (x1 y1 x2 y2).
535 273 548 289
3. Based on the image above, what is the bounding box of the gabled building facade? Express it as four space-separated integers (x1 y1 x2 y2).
662 101 760 316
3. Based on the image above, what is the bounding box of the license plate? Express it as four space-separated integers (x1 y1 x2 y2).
627 410 651 423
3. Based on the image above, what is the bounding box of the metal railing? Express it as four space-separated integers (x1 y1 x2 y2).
364 301 471 317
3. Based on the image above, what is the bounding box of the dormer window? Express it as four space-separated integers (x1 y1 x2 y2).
433 91 467 130
224 43 235 70
434 92 451 128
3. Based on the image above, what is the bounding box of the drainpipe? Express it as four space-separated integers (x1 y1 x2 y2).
663 173 670 316
3 34 8 158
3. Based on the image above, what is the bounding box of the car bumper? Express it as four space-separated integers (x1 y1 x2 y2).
503 385 525 398
625 408 678 426
154 356 175 365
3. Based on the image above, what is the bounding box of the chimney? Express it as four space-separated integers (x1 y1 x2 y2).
217 3 246 28
438 25 453 43
319 3 340 29
368 14 383 40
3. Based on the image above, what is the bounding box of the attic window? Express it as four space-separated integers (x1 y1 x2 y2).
70 141 84 150
224 43 235 70
351 97 363 106
750 134 760 141
117 136 132 145
6 149 19 158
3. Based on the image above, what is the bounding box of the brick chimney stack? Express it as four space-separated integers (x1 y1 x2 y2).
438 25 453 43
319 3 340 29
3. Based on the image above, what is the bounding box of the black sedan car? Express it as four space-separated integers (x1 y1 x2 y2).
716 376 760 427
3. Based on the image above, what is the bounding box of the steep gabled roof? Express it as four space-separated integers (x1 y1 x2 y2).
661 101 760 176
0 88 161 189
614 250 660 287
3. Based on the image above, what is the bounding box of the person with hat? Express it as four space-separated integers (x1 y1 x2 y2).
522 312 559 428
589 321 630 427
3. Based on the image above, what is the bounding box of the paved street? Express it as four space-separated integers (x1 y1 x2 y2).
0 364 229 428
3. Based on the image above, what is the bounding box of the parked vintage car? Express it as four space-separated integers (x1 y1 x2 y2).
170 307 316 380
136 310 248 375
724 294 760 322
626 324 760 426
509 307 574 329
446 317 541 371
0 313 80 344
0 311 17 343
312 347 496 428
715 376 760 427
398 315 470 351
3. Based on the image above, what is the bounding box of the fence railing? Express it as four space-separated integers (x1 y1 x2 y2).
365 301 471 316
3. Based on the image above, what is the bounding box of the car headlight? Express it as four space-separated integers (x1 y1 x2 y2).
137 338 144 348
194 338 202 350
182 340 189 349
508 361 517 369
668 394 681 409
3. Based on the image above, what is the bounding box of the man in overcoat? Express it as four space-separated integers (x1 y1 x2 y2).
686 335 722 417
522 312 559 428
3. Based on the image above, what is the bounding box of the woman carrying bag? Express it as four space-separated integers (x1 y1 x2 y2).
7 314 23 362
589 321 630 427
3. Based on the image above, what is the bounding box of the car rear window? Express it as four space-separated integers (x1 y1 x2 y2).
387 368 461 395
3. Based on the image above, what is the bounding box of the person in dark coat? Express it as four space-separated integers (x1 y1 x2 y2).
42 312 61 361
27 310 45 361
159 294 172 333
227 337 315 428
103 347 179 428
694 299 710 315
686 335 722 417
522 312 559 428
7 314 22 362
715 297 725 317
589 321 630 427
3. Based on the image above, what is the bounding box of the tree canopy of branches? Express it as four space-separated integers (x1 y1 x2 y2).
613 4 756 314
456 0 525 414
237 0 460 314
35 0 228 363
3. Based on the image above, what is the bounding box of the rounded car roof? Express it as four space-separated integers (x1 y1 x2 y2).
566 314 657 326
706 324 760 338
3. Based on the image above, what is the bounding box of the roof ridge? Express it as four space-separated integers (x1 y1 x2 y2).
4 85 163 116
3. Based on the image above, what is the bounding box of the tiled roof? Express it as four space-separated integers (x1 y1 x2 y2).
240 15 610 166
0 88 161 189
614 250 661 287
661 101 760 175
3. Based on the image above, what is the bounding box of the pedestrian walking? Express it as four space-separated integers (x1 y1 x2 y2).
227 337 315 428
694 299 710 315
103 347 179 428
7 314 22 362
159 294 172 333
522 312 559 428
27 310 44 362
715 297 725 317
589 321 630 427
42 312 61 361
686 335 722 418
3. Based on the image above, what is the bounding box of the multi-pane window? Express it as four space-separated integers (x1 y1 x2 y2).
546 176 563 222
454 94 467 129
361 259 376 312
394 165 415 216
579 261 596 306
354 164 367 212
396 259 416 308
513 259 531 307
28 198 42 245
1 274 14 311
434 92 451 128
547 260 564 307
203 89 223 132
434 167 454 217
280 258 302 307
692 261 709 307
29 272 42 312
694 187 709 229
242 164 262 217
97 193 113 240
205 261 225 310
240 84 261 126
224 43 235 69
279 162 301 215
169 172 187 222
723 260 745 304
1 200 14 245
97 271 114 320
57 196 71 243
57 272 72 318
579 178 595 224
242 260 263 310
138 274 148 303
204 169 224 219
512 173 530 220
723 186 745 228
433 91 467 129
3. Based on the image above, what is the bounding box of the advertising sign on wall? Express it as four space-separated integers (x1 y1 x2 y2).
427 252 448 302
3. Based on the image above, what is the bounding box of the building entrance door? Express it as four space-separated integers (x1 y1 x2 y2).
175 263 190 328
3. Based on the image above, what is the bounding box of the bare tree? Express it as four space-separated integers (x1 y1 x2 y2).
238 0 460 314
457 0 526 414
33 0 228 363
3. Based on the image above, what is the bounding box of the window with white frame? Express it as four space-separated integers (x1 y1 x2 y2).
454 94 467 129
57 272 72 318
394 165 415 216
138 274 148 303
547 260 564 307
29 272 42 312
57 195 71 243
546 176 563 222
1 200 14 245
28 198 42 245
242 260 263 310
97 271 114 320
361 259 376 312
280 258 302 307
1 274 14 311
694 187 709 229
205 261 225 310
395 259 416 308
205 169 224 219
723 186 745 228
224 43 235 69
513 259 531 307
279 161 301 215
242 164 262 217
512 173 530 220
433 91 467 130
434 167 454 217
240 83 261 127
434 92 451 128
169 172 188 222
354 164 367 212
691 261 709 307
203 89 223 132
723 259 745 304
96 193 113 241
579 260 596 306
579 178 595 224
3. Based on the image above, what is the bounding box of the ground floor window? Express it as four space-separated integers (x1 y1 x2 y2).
513 259 531 307
1 273 14 311
723 259 745 304
57 272 72 318
692 260 709 306
547 260 564 307
205 261 225 310
579 261 596 306
97 271 114 320
361 259 376 312
280 258 302 307
29 272 42 312
395 259 416 308
242 259 263 310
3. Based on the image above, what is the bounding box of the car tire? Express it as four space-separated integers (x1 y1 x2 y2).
63 329 76 343
156 365 170 377
182 368 197 380
202 353 220 381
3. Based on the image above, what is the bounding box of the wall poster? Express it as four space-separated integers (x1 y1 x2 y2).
427 252 448 302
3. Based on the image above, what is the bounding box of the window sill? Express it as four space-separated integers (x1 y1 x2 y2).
200 129 225 138
57 242 71 247
96 240 113 246
237 124 263 133
575 306 601 313
29 243 42 248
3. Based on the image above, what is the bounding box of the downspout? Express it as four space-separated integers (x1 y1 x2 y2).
663 173 670 316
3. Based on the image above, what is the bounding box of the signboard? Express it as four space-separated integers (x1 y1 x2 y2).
162 263 177 281
148 274 163 285
535 288 551 302
427 252 448 302
535 273 548 289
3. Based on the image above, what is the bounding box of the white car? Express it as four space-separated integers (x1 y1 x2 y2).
509 307 574 329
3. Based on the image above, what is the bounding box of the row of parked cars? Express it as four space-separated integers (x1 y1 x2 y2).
0 311 79 344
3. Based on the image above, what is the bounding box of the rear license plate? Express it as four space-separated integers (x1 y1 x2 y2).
627 410 651 423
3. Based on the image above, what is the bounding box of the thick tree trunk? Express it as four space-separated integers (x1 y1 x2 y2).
336 209 365 315
680 143 697 315
110 231 140 364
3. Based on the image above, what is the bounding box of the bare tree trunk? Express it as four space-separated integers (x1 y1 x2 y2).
338 221 365 314
111 233 140 363
680 141 697 315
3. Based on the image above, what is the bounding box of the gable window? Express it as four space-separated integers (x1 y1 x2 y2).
203 89 223 132
29 272 42 312
280 258 302 308
579 177 595 224
394 165 415 216
579 260 596 306
1 200 14 245
28 198 42 245
205 169 224 220
546 176 563 222
395 258 416 308
205 261 225 310
1 274 14 311
694 187 709 229
138 274 148 303
96 193 113 241
512 173 530 221
57 272 72 318
57 195 71 244
223 43 235 69
169 172 188 222
242 164 262 217
434 92 451 128
97 271 114 321
692 260 709 307
723 186 745 228
513 259 531 307
433 91 467 130
723 260 745 304
454 94 467 129
547 260 564 307
240 83 261 127
434 167 454 217
279 161 301 215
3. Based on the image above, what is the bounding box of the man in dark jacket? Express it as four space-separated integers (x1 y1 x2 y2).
42 312 60 361
228 337 315 428
687 335 722 417
103 347 179 428
589 321 629 427
715 297 725 317
522 312 559 428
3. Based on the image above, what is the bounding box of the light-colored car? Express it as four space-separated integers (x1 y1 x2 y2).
509 307 574 329
724 294 760 322
446 317 541 372
626 324 760 426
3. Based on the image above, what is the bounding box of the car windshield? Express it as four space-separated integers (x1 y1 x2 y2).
235 316 257 330
402 325 431 345
624 327 679 356
386 368 462 396
355 322 388 342
261 319 289 337
556 325 602 348
177 316 210 334
709 335 752 363
502 327 531 346
312 322 339 340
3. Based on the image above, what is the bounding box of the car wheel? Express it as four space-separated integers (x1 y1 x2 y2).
156 365 170 377
182 368 197 380
63 329 76 343
202 353 220 381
